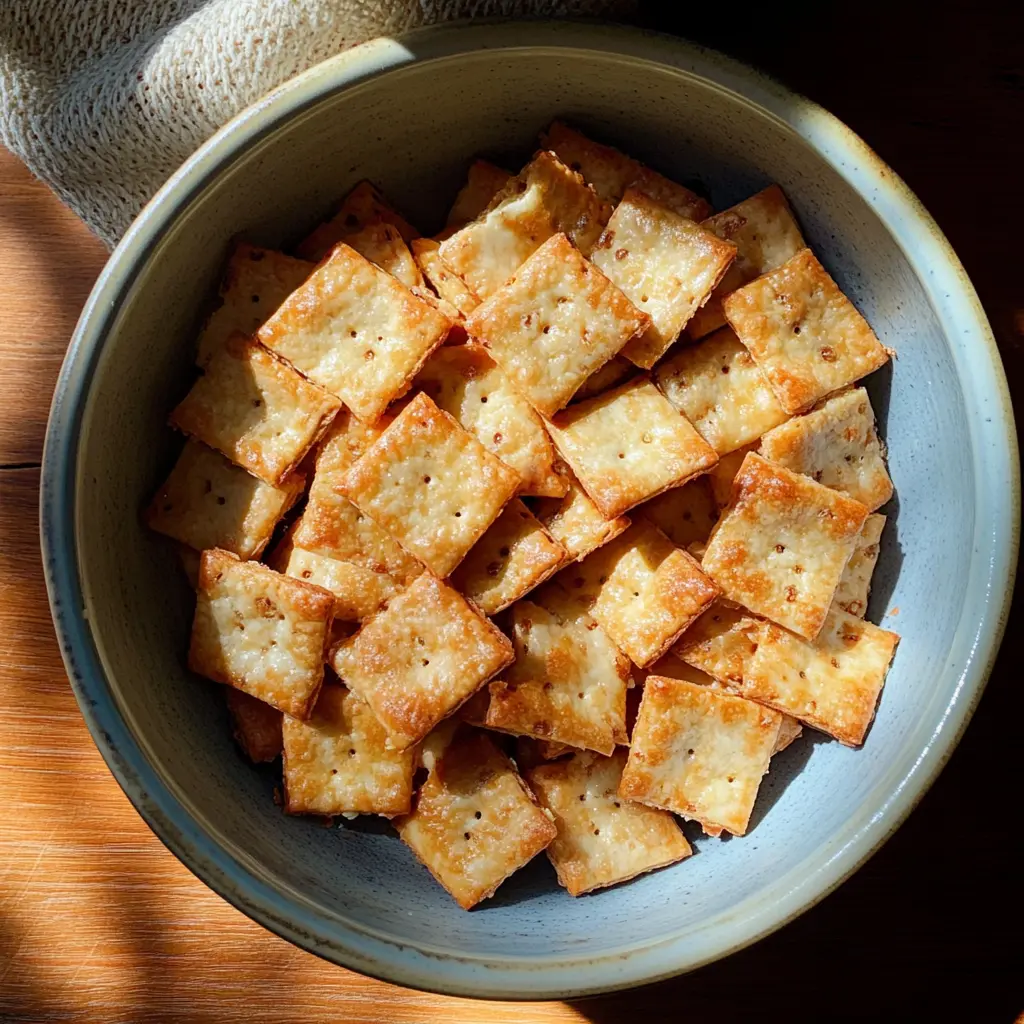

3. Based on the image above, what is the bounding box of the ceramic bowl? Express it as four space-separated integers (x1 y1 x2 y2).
41 21 1019 999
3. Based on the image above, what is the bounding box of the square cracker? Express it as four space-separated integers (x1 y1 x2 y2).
572 354 635 403
415 343 565 497
558 520 720 667
533 464 631 561
702 453 869 640
527 749 691 896
396 727 556 909
620 675 782 836
257 243 452 423
225 686 283 763
481 586 631 755
591 188 737 369
723 247 890 413
145 440 305 559
464 233 649 417
759 387 893 511
330 574 513 750
688 185 806 339
343 220 425 290
439 150 610 300
411 237 481 318
282 683 415 817
169 333 341 486
834 513 886 618
196 242 313 369
674 600 763 687
654 326 789 455
542 121 711 220
446 159 512 227
189 549 334 718
547 377 719 519
636 476 718 550
296 180 417 262
741 608 899 746
340 392 521 577
450 500 566 615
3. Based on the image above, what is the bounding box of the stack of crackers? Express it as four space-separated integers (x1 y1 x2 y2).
146 122 899 909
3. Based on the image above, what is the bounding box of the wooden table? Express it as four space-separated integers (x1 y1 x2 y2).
1 10 1021 1021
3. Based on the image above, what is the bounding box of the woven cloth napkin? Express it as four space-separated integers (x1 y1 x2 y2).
0 0 634 248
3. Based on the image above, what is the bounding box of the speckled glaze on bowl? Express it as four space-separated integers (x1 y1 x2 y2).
41 21 1019 999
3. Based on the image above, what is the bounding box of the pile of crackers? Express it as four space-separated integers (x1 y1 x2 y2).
146 122 899 909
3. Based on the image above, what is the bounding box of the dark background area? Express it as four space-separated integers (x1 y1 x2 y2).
571 3 1023 1021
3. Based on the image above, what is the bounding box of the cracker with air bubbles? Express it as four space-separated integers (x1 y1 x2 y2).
620 675 782 836
189 549 334 719
636 476 718 550
283 683 415 817
558 520 720 667
741 608 899 746
759 387 893 511
702 453 868 640
411 237 480 318
258 243 451 423
654 326 788 454
688 185 805 339
396 727 556 909
481 587 631 756
340 392 520 577
533 464 631 562
415 343 565 497
446 159 512 227
834 513 885 618
527 749 691 896
196 242 314 369
170 333 340 485
723 247 890 414
547 377 718 520
439 151 610 299
343 220 425 289
145 440 304 559
330 574 513 750
591 189 737 369
225 686 283 763
674 601 762 687
450 500 566 615
464 233 648 417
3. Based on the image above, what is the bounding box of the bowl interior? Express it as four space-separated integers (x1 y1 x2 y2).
68 36 985 992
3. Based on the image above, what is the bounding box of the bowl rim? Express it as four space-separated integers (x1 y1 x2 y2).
40 20 1020 1000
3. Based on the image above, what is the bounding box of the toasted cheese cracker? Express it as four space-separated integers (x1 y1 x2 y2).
225 686 283 763
282 683 415 817
741 609 899 746
636 476 718 550
620 675 782 836
410 237 480 318
145 440 304 559
542 121 711 220
464 233 649 417
688 185 806 339
674 601 763 686
572 354 635 403
654 326 789 454
439 151 610 299
759 387 893 511
276 543 394 623
773 715 804 754
450 500 566 615
483 588 631 755
547 377 719 519
189 549 334 718
330 574 513 750
533 464 632 561
343 220 425 289
834 513 885 618
396 728 556 908
591 189 737 368
415 343 565 497
446 159 512 227
196 242 314 369
723 248 890 413
559 520 720 667
340 392 520 577
707 444 757 510
703 453 868 640
296 180 417 262
169 333 340 485
527 749 691 896
258 244 451 423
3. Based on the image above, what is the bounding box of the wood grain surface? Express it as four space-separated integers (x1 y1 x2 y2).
1 7 1021 1022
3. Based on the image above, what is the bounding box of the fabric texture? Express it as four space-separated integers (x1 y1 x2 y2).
0 1 634 248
